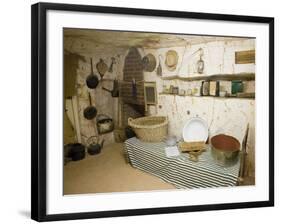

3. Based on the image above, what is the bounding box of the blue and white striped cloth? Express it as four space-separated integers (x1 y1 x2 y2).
125 137 240 189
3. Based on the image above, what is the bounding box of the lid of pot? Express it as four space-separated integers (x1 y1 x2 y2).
182 117 208 142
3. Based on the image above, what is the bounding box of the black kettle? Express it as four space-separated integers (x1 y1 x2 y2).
87 136 105 155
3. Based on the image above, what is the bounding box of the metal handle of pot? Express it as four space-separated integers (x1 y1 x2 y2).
88 92 92 106
86 135 99 146
96 114 112 123
102 87 112 93
128 117 133 125
90 58 93 74
100 139 105 148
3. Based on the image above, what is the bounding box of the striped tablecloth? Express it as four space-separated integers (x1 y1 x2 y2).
125 137 240 189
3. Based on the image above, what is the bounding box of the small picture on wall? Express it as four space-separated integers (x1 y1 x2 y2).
63 28 255 195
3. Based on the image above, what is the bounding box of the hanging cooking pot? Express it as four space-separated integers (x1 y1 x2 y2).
96 114 114 134
87 136 105 155
83 92 97 120
86 58 99 89
102 79 119 97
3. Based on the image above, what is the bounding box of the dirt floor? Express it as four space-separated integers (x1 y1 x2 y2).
63 143 176 195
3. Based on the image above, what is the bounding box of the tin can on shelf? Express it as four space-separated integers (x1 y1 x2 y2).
162 85 170 93
231 80 243 94
209 81 220 96
200 81 209 96
179 89 185 96
172 86 179 94
219 91 227 97
192 87 200 96
169 85 174 94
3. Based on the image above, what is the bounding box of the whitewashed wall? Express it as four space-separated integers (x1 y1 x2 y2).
143 39 255 139
156 95 255 176
142 39 255 176
143 39 255 77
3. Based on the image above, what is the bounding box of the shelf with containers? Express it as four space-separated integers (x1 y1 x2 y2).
159 73 255 99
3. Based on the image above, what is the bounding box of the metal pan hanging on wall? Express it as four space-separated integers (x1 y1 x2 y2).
86 58 99 89
142 53 156 72
83 93 97 120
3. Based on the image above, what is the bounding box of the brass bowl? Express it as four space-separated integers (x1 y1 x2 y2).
211 134 240 167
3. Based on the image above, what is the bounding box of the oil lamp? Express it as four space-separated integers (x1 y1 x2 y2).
197 48 204 74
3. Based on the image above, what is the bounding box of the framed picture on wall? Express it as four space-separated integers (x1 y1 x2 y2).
31 2 274 222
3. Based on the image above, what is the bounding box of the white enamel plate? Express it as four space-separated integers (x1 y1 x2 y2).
182 117 209 142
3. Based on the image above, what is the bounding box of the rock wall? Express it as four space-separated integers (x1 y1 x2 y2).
64 35 255 178
64 42 127 146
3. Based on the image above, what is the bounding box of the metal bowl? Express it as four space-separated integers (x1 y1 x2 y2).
210 134 240 167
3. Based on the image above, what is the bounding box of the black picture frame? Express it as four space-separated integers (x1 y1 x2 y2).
31 2 274 222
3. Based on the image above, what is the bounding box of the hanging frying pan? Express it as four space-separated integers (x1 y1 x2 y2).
83 92 97 120
86 58 99 89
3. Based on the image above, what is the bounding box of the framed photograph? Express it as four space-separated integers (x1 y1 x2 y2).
31 2 274 222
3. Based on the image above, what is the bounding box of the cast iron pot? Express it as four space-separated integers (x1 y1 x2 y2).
64 144 73 165
125 126 136 139
87 136 105 155
68 143 86 161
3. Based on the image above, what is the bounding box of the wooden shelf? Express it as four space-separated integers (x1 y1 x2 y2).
161 73 255 81
159 92 255 99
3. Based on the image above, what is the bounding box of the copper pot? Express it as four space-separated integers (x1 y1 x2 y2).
210 134 240 167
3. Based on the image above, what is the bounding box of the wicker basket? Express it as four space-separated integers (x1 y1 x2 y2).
128 116 168 142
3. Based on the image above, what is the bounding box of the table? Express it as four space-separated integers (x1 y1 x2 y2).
125 137 240 189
